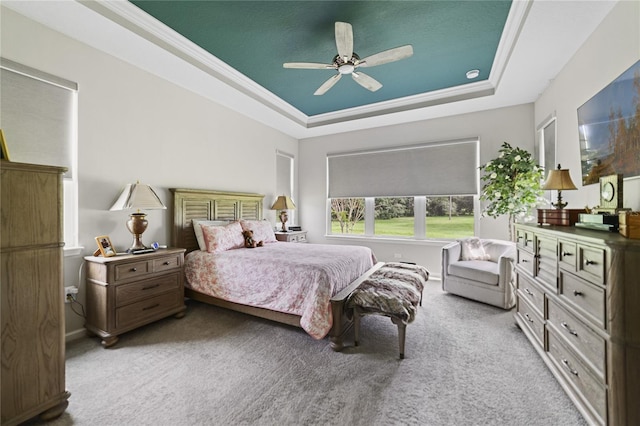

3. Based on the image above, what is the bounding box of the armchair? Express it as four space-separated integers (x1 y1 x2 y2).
441 238 516 309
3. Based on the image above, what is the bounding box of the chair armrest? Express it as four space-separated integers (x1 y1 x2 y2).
483 239 516 263
441 242 461 279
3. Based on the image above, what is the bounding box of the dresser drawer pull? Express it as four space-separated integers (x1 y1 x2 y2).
163 261 171 265
573 290 583 297
585 259 596 266
562 252 573 256
524 288 534 296
130 267 138 272
526 239 532 243
524 313 534 323
561 358 579 376
560 321 578 336
142 284 160 291
521 259 528 263
142 303 160 311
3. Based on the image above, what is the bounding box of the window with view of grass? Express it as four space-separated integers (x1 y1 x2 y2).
327 139 478 240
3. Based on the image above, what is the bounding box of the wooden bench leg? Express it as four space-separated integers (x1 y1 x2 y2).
391 317 407 359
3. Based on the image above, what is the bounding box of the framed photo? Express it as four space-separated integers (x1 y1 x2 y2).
0 129 10 161
95 235 117 257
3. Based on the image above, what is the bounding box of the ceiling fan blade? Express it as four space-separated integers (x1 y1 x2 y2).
283 62 334 69
359 45 414 67
351 72 382 92
335 22 353 61
314 74 342 96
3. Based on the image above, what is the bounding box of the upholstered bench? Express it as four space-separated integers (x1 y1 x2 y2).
347 262 429 359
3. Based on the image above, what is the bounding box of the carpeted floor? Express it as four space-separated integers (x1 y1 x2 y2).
32 280 586 426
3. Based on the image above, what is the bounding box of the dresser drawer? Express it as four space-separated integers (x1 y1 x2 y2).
548 329 606 423
517 249 534 276
116 291 181 330
115 260 150 282
577 244 606 285
517 296 544 348
559 270 606 329
115 273 181 306
558 239 577 271
152 254 182 273
517 273 544 317
516 228 534 252
547 298 606 381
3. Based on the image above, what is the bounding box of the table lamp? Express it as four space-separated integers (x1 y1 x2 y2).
271 195 296 232
110 181 166 252
541 164 577 209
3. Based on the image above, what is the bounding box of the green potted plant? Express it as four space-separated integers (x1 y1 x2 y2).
479 142 545 240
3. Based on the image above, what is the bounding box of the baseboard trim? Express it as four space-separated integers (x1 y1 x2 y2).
65 328 86 342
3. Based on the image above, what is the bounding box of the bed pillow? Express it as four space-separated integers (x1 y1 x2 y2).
458 237 490 261
193 219 229 251
201 221 245 253
239 220 277 243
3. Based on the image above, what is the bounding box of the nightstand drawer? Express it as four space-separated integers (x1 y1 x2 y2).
292 234 307 243
115 260 150 282
559 270 605 329
115 273 180 306
152 254 182 273
116 291 181 330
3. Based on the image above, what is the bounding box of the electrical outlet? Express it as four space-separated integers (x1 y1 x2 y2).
64 286 78 303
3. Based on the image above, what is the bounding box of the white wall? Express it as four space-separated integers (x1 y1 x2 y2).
1 8 298 337
298 104 535 274
535 0 640 211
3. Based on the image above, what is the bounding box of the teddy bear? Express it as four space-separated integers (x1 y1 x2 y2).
243 230 263 248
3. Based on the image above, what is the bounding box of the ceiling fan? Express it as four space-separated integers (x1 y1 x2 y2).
283 22 414 96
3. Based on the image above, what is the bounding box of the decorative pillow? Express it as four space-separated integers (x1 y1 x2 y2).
193 219 229 251
458 237 491 261
201 222 244 253
239 220 277 243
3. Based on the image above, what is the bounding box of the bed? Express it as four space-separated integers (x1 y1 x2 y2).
170 188 380 350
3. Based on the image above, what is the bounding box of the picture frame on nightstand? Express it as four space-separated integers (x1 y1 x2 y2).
95 235 117 257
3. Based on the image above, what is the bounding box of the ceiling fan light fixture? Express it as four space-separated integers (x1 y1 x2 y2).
466 69 480 79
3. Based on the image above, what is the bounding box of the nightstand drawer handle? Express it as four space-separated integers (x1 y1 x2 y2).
561 321 578 336
163 261 171 266
142 284 160 291
130 267 137 272
142 303 160 311
561 359 579 376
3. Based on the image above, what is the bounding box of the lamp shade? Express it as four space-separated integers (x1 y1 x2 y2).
542 165 577 191
109 182 166 211
270 195 296 211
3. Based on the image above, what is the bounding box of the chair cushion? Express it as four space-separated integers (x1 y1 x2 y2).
448 260 499 286
458 237 491 261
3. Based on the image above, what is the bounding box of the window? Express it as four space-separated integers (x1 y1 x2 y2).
327 139 478 240
1 59 79 249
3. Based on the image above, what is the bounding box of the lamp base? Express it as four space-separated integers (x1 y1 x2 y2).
126 212 148 252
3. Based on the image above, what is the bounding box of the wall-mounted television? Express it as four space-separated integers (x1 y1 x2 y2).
577 59 640 185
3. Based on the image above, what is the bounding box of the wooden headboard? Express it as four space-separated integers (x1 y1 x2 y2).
170 188 264 253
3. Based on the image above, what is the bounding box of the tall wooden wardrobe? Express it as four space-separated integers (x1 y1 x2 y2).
1 160 70 425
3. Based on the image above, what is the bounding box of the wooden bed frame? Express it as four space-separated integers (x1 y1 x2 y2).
170 188 382 351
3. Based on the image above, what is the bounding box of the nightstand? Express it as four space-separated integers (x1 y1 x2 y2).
275 230 307 243
84 247 186 347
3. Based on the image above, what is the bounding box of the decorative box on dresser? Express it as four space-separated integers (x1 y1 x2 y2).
1 161 70 425
84 248 186 348
275 230 307 243
514 223 640 425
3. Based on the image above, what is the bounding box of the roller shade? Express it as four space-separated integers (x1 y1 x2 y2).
0 59 77 179
328 139 478 198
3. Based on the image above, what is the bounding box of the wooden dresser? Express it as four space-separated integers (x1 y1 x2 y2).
1 161 70 425
84 248 186 347
514 223 640 425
